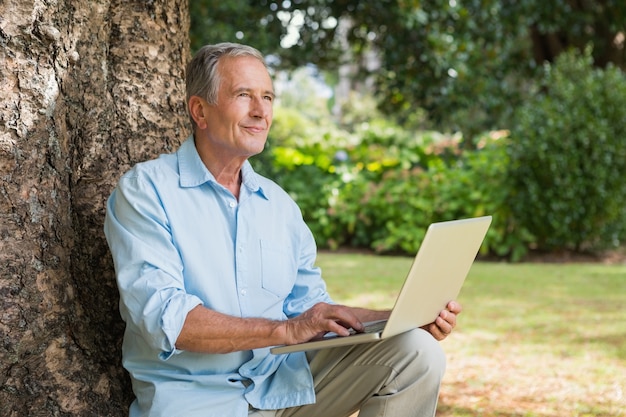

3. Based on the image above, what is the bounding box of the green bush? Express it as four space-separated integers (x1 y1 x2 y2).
508 48 626 252
347 132 531 260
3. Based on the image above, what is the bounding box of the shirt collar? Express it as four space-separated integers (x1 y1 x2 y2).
177 135 268 199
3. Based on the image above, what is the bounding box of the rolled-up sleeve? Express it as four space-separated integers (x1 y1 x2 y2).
104 173 202 359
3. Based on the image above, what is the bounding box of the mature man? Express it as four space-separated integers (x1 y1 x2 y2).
104 42 461 417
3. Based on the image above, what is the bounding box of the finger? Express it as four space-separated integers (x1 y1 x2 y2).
327 305 364 333
440 310 457 328
325 321 352 337
435 316 454 335
310 304 363 336
425 322 447 341
447 301 463 315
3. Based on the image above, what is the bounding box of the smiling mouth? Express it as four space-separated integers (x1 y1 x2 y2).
244 126 266 134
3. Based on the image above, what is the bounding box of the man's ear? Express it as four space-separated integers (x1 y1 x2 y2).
188 96 209 129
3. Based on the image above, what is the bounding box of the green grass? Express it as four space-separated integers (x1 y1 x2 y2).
316 252 626 416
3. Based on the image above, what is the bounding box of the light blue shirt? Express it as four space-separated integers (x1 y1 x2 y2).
104 136 334 417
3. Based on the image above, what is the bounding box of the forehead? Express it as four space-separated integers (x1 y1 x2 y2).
218 56 273 90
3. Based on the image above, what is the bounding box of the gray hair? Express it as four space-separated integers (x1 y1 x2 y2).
185 43 267 127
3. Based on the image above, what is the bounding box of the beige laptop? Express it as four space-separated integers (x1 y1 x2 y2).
271 216 492 355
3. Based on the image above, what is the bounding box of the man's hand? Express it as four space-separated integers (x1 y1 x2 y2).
283 303 365 345
422 301 462 341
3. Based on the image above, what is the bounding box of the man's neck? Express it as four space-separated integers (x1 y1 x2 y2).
194 135 245 199
215 169 242 200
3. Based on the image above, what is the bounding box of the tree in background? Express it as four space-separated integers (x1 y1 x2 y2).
508 0 626 69
0 0 190 415
190 0 625 142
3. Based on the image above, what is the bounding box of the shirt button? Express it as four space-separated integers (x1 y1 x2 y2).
229 201 236 208
240 289 247 296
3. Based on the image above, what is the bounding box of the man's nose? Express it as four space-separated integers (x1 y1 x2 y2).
250 97 270 118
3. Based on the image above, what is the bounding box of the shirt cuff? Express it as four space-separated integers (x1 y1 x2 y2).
159 294 203 360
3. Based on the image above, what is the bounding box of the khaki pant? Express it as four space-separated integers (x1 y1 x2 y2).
250 328 446 417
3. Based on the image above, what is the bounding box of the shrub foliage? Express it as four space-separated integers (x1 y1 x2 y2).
508 49 626 252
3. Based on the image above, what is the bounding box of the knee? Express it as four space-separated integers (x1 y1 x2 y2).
390 328 447 380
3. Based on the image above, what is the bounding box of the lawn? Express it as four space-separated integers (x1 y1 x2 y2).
316 252 626 417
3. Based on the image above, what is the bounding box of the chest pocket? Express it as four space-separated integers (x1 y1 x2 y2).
260 240 297 298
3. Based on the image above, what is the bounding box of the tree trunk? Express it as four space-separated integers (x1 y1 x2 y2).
0 0 190 415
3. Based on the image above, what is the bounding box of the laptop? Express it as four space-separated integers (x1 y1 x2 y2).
270 215 492 355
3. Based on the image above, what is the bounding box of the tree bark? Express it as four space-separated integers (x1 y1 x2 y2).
0 0 190 415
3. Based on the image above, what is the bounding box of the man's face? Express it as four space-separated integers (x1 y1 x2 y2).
199 55 274 160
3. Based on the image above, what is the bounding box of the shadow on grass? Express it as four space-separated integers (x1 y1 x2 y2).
437 404 539 417
574 331 626 361
438 403 624 417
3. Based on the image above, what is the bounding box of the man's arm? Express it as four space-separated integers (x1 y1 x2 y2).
175 305 285 354
175 302 367 354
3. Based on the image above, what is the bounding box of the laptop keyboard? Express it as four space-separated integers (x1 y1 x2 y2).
351 320 387 335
